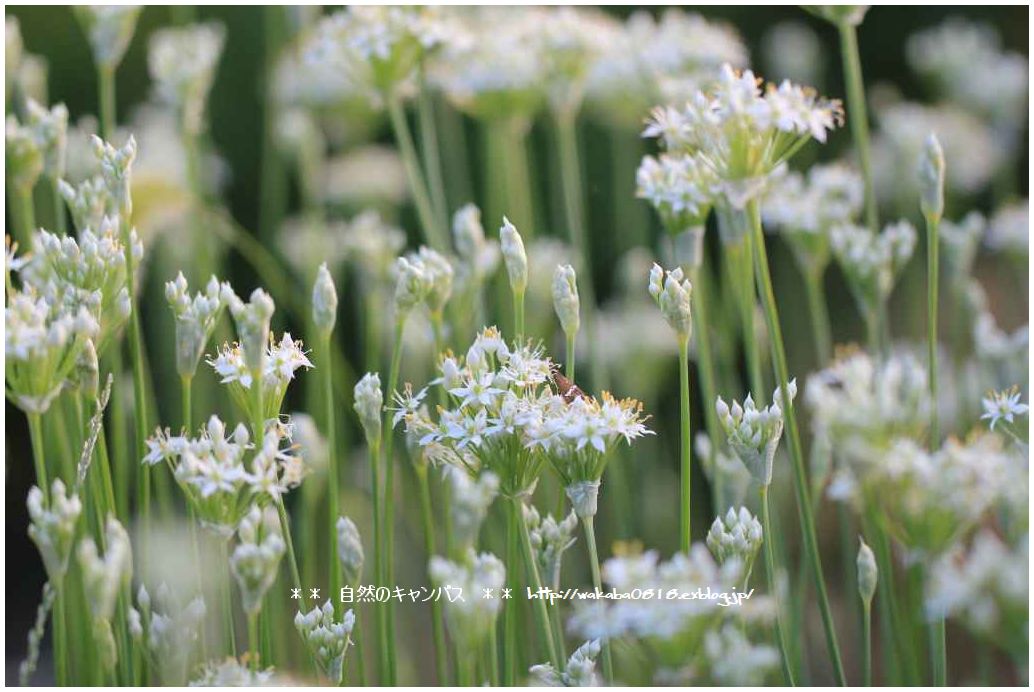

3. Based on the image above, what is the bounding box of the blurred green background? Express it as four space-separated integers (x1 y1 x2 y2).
5 4 1028 678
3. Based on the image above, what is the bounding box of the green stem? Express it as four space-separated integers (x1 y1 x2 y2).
565 331 576 380
925 214 940 444
248 612 260 672
417 72 449 234
689 271 724 513
321 333 343 619
98 66 116 140
838 22 878 233
12 185 35 249
862 601 873 686
930 617 946 685
582 517 614 683
27 412 48 497
275 498 305 608
760 486 797 685
387 93 446 251
380 320 406 685
513 498 562 670
503 496 518 686
555 113 603 391
181 376 192 432
54 586 68 685
416 464 449 685
803 268 833 365
513 288 525 341
50 178 67 235
677 336 692 552
748 200 846 684
220 539 238 655
368 434 387 684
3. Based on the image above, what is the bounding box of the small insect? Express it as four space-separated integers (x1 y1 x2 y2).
550 363 591 403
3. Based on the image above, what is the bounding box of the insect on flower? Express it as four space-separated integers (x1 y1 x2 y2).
549 362 590 404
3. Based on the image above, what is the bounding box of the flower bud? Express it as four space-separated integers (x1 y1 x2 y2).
453 203 485 262
6 115 43 192
499 217 528 295
552 264 580 338
227 287 275 376
312 262 338 335
27 480 82 582
78 517 133 622
857 537 878 606
565 479 600 520
353 373 383 447
295 600 356 684
707 506 763 565
73 6 141 70
649 263 693 338
92 134 136 218
25 99 68 180
336 516 364 587
415 246 454 314
918 133 945 222
230 506 285 616
393 256 431 315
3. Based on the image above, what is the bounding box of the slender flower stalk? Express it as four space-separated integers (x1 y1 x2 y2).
380 322 404 685
387 94 447 251
919 133 945 444
513 497 563 670
838 21 877 232
748 199 846 684
580 516 614 683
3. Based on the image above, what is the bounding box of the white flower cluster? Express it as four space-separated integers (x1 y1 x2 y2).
24 98 69 180
529 639 602 687
906 18 1028 127
985 199 1028 256
568 546 774 647
525 504 578 591
143 416 305 535
924 529 1027 656
208 333 312 422
130 584 207 685
78 516 133 671
715 382 796 487
148 22 226 135
702 623 780 686
446 467 498 555
72 6 141 71
648 263 693 339
830 220 916 318
189 657 276 686
295 600 356 684
225 287 275 378
429 551 505 652
27 480 82 582
6 114 45 191
397 327 650 497
166 272 229 378
636 152 719 230
230 505 286 615
707 506 763 569
643 64 843 206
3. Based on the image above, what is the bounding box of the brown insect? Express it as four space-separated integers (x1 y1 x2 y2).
550 363 591 403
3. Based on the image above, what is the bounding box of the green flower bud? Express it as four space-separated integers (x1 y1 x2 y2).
500 217 528 295
918 132 945 222
857 537 878 605
312 262 338 335
552 264 580 338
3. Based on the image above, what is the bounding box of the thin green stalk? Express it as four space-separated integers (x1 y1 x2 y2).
513 498 563 670
11 186 35 248
677 336 692 552
726 236 765 399
513 288 525 341
27 412 49 497
220 539 238 655
503 495 518 686
760 486 797 685
417 72 448 234
379 320 406 685
181 376 192 432
838 22 878 233
98 66 116 140
248 612 260 672
565 332 576 380
275 497 305 609
555 113 603 391
803 268 833 365
54 585 68 685
416 464 449 684
486 626 500 686
689 273 724 513
748 200 846 684
862 601 873 686
320 333 344 620
367 432 387 684
582 517 614 683
925 214 940 444
930 615 946 685
50 178 67 236
387 93 447 250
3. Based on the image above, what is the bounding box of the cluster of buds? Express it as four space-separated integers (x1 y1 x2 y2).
73 6 141 72
529 638 602 687
27 480 82 582
353 372 384 448
225 287 275 382
707 506 763 569
91 135 136 218
715 382 796 486
295 601 356 684
429 551 506 653
524 505 578 591
166 272 229 378
230 505 285 615
148 22 226 136
6 114 44 193
407 245 454 316
336 516 365 587
78 517 133 671
129 584 207 685
831 220 917 320
447 468 499 556
24 99 69 180
393 253 434 316
58 176 113 233
648 263 693 340
918 132 946 222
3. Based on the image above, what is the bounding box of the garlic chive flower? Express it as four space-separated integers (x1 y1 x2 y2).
452 203 501 289
78 516 133 670
22 219 137 354
73 6 141 72
148 22 226 136
131 585 207 685
649 263 693 340
981 387 1029 433
856 538 877 606
831 220 917 322
643 64 843 207
530 638 602 687
295 600 356 684
208 333 312 423
552 264 580 339
336 516 364 587
410 246 454 316
918 132 946 222
58 176 112 234
311 263 338 335
6 287 99 414
636 152 719 231
166 272 229 378
91 135 136 217
715 382 797 487
6 115 44 193
25 99 69 180
703 623 780 686
190 658 277 686
353 372 384 448
393 254 433 316
707 506 763 570
429 551 506 654
445 467 499 556
524 505 578 592
500 217 529 297
143 417 304 536
27 480 82 582
225 287 276 380
230 505 285 615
